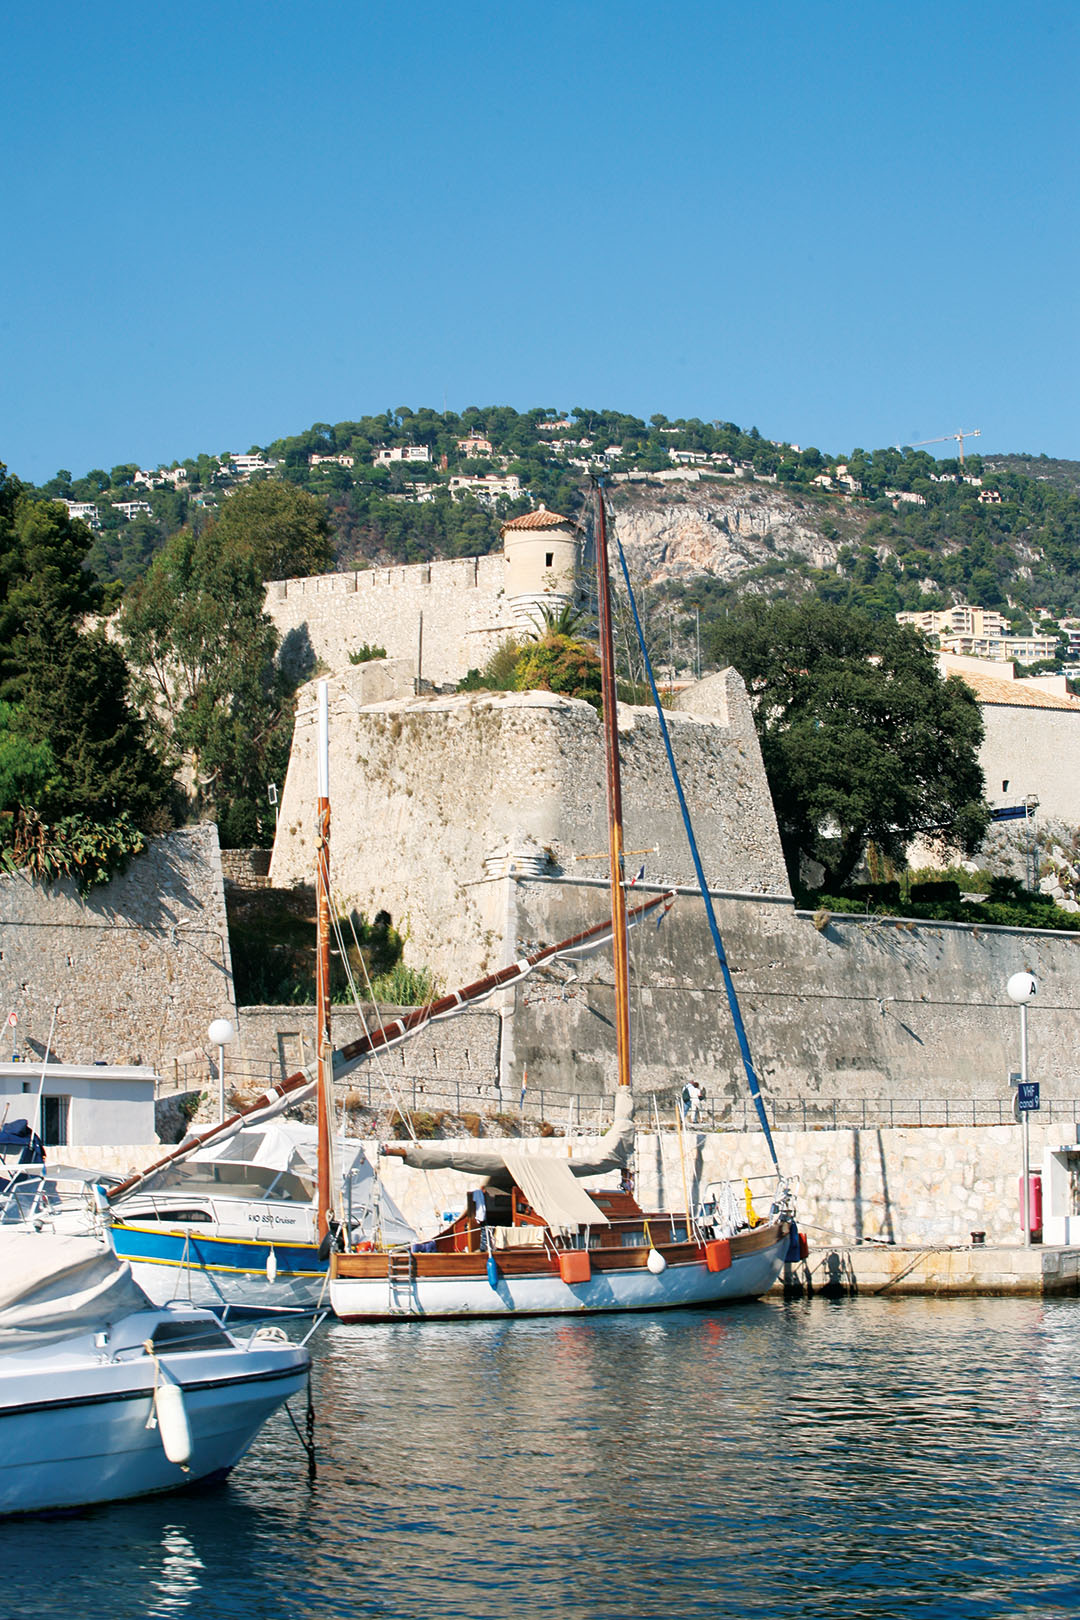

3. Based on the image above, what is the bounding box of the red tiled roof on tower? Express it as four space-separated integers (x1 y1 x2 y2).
500 507 570 531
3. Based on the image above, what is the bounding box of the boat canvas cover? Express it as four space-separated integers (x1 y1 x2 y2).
0 1233 151 1347
191 1122 416 1245
392 1089 637 1182
500 1154 609 1237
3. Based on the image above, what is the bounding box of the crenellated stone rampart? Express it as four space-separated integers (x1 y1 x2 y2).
266 554 512 685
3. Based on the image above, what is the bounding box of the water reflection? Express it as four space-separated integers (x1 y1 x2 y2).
5 1298 1080 1617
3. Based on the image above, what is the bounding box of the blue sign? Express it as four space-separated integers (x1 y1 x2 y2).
1018 1082 1040 1112
992 805 1031 822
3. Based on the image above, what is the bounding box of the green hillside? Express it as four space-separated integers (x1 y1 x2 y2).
20 407 1080 632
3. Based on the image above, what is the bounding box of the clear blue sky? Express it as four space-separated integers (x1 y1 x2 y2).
2 0 1076 484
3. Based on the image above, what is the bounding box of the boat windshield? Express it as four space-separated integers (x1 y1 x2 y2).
127 1160 314 1204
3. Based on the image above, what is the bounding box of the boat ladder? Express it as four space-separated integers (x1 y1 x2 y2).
387 1245 416 1312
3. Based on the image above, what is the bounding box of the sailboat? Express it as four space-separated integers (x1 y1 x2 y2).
328 485 798 1320
103 775 673 1317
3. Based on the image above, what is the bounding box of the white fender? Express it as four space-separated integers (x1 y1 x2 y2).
154 1379 192 1468
647 1248 668 1275
266 1248 278 1285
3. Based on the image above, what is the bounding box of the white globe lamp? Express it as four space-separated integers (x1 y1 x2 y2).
208 1018 235 1125
1005 974 1037 1246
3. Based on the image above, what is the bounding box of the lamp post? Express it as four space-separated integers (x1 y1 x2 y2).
208 1018 235 1126
1006 972 1038 1246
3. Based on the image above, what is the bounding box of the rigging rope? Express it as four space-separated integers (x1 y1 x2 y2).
608 509 782 1176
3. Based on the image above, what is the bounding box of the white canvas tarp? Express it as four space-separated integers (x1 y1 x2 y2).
0 1233 151 1346
500 1154 609 1237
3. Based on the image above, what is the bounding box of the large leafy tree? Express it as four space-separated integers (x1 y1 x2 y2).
212 479 334 579
120 525 293 845
1 473 168 821
709 598 989 889
0 467 172 883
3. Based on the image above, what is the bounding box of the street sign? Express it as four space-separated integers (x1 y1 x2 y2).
1018 1082 1040 1112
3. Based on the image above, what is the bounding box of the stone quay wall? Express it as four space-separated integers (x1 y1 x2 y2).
0 825 237 1072
369 1122 1059 1251
269 673 788 988
71 1119 1064 1253
265 554 512 686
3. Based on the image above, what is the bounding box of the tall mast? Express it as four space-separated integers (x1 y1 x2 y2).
315 679 332 1239
594 485 633 1091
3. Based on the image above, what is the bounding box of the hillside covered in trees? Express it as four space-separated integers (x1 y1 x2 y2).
23 409 1080 641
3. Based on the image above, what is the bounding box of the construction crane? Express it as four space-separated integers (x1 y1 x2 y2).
905 429 981 465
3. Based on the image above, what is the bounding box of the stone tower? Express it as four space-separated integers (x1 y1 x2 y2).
500 508 581 632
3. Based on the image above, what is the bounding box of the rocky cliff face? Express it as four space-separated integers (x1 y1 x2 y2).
609 480 869 586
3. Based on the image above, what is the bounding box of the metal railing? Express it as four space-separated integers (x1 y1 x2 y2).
157 1061 1080 1135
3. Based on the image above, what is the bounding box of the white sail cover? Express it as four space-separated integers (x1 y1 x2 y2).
391 1088 637 1181
0 1233 151 1347
500 1154 609 1237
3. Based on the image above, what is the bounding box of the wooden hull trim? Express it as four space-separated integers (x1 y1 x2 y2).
330 1222 789 1320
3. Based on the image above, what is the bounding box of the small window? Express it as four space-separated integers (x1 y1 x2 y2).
545 552 553 567
147 1319 232 1352
41 1095 68 1147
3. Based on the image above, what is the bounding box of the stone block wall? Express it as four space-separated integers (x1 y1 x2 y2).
506 878 1080 1105
0 825 237 1072
265 554 512 685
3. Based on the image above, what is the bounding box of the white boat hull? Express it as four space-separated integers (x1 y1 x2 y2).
0 1330 309 1515
331 1229 788 1320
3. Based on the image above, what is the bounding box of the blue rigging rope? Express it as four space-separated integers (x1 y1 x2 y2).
610 521 781 1174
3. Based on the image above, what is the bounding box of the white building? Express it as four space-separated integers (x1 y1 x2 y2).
938 634 1059 665
448 474 522 503
60 500 101 529
0 1062 158 1148
309 453 355 469
938 654 1080 825
134 466 187 489
115 500 154 522
374 445 431 466
897 605 1009 640
885 489 927 506
225 453 278 478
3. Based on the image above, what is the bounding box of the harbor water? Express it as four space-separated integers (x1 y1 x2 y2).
8 1295 1080 1619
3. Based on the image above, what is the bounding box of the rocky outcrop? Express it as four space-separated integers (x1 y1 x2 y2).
609 481 866 585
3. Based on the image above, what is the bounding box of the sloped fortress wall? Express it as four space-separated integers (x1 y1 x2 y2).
269 667 789 987
0 825 237 1070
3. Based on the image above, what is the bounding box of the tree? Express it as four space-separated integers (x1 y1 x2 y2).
514 633 602 711
709 599 989 889
211 480 334 580
121 525 294 845
0 469 171 881
0 485 102 701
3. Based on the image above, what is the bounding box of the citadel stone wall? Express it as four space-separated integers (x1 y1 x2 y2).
0 825 237 1071
265 554 512 684
505 877 1080 1106
268 669 789 987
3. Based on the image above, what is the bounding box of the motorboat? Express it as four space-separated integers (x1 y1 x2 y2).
0 1231 309 1515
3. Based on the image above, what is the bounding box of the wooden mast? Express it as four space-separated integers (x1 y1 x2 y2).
315 679 332 1240
594 485 632 1091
